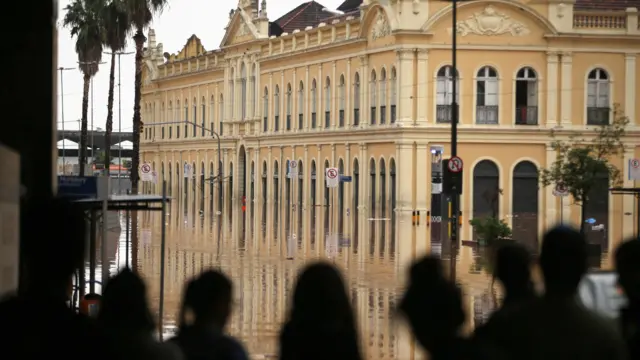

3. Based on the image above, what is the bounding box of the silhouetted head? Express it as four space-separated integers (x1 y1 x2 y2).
398 256 465 352
289 262 355 332
494 242 533 294
182 270 233 329
97 268 155 332
23 196 86 298
615 238 640 303
540 226 588 297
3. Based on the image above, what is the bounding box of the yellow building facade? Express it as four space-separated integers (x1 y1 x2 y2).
140 0 640 263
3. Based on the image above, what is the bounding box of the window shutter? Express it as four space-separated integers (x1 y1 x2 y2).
587 82 597 107
436 79 446 105
486 80 498 106
597 83 609 107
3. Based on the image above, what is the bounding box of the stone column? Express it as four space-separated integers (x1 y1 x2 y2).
625 53 636 126
345 143 351 237
397 49 414 125
303 145 309 236
223 149 230 222
224 62 231 123
360 55 369 128
346 58 352 126
316 145 323 242
560 52 572 127
332 61 337 129
318 65 323 129
544 144 559 228
359 143 369 245
280 70 285 132
292 69 297 132
546 52 559 127
396 141 415 272
305 66 310 130
622 147 636 239
417 50 429 123
268 73 273 133
331 143 337 230
416 143 429 256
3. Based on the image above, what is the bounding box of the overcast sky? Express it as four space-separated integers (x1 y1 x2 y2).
56 0 344 133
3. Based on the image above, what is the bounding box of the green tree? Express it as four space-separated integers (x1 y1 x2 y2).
469 217 512 248
102 0 130 176
539 104 628 233
125 0 168 193
64 0 105 176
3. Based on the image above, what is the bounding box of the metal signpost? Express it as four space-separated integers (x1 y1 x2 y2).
325 167 339 260
287 161 298 260
449 0 461 281
552 182 569 223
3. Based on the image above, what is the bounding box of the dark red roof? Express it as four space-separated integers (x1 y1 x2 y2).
575 0 640 10
274 1 333 33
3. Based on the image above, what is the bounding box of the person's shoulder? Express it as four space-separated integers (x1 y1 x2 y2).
219 335 249 360
156 340 184 360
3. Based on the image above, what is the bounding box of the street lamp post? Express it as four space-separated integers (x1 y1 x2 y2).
105 51 134 189
58 67 74 175
150 120 223 214
78 61 106 174
450 0 460 280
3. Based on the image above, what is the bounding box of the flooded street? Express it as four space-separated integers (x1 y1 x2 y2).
93 199 607 360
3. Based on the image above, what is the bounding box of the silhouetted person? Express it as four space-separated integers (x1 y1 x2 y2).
476 226 627 360
279 262 362 360
493 242 537 310
615 238 640 359
171 270 249 360
398 257 468 358
0 197 106 360
98 268 182 360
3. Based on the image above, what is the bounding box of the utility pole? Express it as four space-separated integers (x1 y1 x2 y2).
78 60 105 175
450 0 460 281
58 67 74 175
105 51 134 192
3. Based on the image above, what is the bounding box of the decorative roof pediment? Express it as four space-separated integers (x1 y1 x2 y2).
361 4 397 41
167 35 206 62
449 5 530 37
220 9 261 48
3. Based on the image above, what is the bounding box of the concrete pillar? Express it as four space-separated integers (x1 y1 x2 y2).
345 143 351 237
560 52 572 127
332 61 337 129
545 144 559 228
546 52 559 127
268 73 273 132
396 49 414 125
622 147 636 239
396 141 414 272
318 65 323 129
305 66 310 130
416 143 429 255
417 50 429 123
303 145 309 236
346 59 352 126
625 54 636 125
360 56 369 128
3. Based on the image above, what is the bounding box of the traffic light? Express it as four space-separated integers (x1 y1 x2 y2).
442 158 463 194
139 121 144 133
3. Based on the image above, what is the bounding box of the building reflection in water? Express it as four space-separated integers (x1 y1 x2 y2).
127 194 607 359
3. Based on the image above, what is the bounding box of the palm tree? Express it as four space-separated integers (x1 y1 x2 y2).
102 0 130 176
126 0 167 193
64 0 105 176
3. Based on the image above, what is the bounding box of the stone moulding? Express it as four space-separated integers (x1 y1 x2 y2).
371 8 391 40
448 5 531 36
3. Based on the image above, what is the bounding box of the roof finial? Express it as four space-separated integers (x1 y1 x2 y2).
260 0 267 17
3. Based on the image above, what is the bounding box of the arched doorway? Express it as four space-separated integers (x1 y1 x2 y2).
273 160 279 239
512 161 539 251
389 158 396 253
311 160 317 244
472 160 500 240
324 160 330 233
338 159 345 236
585 171 610 251
369 158 376 253
353 158 360 252
379 158 386 252
297 160 304 238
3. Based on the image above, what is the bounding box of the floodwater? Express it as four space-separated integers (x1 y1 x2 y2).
92 199 608 360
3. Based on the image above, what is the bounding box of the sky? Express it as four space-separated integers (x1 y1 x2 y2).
56 0 345 133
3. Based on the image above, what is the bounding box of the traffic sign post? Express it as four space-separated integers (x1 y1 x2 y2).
325 167 339 188
140 163 153 182
288 161 298 179
443 157 463 195
553 182 569 223
629 158 640 181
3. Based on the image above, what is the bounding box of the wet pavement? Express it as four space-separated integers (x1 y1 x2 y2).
90 201 609 360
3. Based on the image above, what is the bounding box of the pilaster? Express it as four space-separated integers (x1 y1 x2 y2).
280 70 285 132
397 49 414 125
346 59 352 126
305 66 310 130
417 50 429 123
358 143 369 243
345 143 351 237
546 52 559 127
303 145 309 235
360 55 369 128
416 143 429 256
623 147 636 239
625 54 636 126
292 69 297 132
268 73 273 132
316 145 323 241
318 64 323 129
544 144 558 228
267 146 273 201
332 61 337 129
396 141 415 272
331 143 337 229
560 52 572 127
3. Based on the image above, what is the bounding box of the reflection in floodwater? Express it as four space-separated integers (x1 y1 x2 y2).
90 197 610 360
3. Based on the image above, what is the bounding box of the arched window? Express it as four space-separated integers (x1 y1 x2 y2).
168 101 173 139
241 63 247 120
184 99 189 137
353 72 360 126
339 75 345 127
298 81 304 130
512 161 539 250
370 70 377 125
274 85 280 132
219 94 224 135
210 95 215 132
587 68 611 125
515 67 538 125
311 79 317 129
472 160 500 240
286 83 292 131
229 68 235 120
380 68 387 124
390 67 397 123
263 87 269 132
252 63 258 117
476 66 499 124
436 66 459 124
324 77 331 128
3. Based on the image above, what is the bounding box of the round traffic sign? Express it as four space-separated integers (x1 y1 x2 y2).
448 156 463 173
289 161 297 168
141 163 151 173
631 159 640 169
327 168 338 179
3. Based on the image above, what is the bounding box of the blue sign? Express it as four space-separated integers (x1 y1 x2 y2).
339 238 351 247
585 218 597 224
58 176 99 198
340 175 352 182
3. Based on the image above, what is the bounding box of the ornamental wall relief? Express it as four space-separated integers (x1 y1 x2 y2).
237 22 250 37
371 8 391 40
448 6 530 36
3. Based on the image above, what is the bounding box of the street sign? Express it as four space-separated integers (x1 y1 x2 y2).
340 175 352 182
325 233 339 257
183 163 192 178
288 161 298 179
58 176 99 198
629 158 640 180
553 183 569 197
448 156 463 173
151 171 158 184
140 163 153 182
326 167 339 188
585 218 596 224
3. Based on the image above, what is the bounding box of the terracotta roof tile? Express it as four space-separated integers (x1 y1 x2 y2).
274 1 333 34
575 0 640 11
